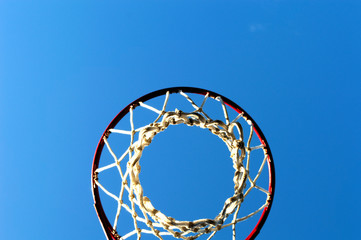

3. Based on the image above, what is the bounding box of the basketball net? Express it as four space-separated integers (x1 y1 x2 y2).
93 91 271 240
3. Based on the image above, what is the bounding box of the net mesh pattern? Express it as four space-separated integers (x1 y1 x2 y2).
93 91 271 240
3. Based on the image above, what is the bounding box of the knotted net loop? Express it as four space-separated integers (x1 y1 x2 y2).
127 109 247 236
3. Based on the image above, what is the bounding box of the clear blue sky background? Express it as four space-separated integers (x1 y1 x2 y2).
1 1 360 239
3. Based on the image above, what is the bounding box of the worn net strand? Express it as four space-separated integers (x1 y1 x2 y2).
94 91 270 240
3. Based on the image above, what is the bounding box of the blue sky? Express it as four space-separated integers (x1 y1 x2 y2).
1 1 360 239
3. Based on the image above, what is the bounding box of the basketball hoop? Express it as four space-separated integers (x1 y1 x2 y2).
92 87 275 240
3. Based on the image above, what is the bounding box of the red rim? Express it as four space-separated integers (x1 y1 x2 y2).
91 87 275 240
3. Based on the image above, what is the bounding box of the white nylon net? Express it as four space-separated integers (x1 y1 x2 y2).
93 91 271 240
